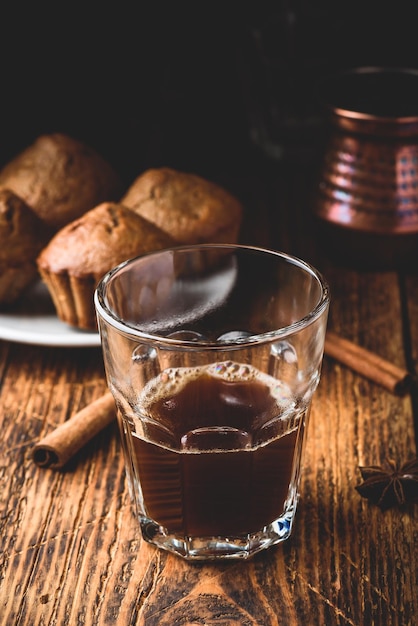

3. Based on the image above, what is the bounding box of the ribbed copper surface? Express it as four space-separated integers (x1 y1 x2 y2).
315 67 418 236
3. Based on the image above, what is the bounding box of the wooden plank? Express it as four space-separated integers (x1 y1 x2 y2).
0 171 417 625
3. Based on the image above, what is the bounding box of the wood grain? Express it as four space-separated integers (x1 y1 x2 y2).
1 162 417 625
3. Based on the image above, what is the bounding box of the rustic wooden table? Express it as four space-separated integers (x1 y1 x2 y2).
1 152 417 626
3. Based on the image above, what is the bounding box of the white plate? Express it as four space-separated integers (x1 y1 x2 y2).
0 281 101 347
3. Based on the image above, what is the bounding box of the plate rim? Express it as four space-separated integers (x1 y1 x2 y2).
0 281 101 348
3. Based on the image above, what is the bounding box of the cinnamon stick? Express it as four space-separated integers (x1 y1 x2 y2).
324 331 412 396
32 333 412 470
32 392 116 469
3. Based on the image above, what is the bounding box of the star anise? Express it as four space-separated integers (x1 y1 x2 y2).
356 457 418 510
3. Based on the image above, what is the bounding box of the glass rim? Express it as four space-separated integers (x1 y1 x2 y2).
94 244 330 349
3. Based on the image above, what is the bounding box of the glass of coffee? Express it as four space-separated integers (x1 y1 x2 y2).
94 244 330 560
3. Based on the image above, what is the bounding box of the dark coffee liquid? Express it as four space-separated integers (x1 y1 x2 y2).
130 363 302 536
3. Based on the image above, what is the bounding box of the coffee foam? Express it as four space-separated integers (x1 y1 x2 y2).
138 361 294 411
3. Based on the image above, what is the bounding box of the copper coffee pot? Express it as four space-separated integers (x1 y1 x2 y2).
314 66 418 270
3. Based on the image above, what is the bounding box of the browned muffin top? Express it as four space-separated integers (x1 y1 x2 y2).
121 167 243 244
37 202 176 279
0 133 123 231
0 188 51 264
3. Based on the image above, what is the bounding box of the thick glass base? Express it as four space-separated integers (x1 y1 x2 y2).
139 501 298 561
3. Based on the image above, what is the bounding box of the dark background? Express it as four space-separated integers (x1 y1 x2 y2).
1 2 417 185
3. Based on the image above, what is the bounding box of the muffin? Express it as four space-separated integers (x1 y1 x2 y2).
37 202 176 329
121 167 243 244
0 189 51 304
0 133 123 231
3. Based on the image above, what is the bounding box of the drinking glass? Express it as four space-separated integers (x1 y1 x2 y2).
94 244 330 560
